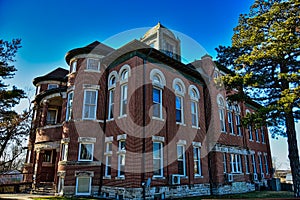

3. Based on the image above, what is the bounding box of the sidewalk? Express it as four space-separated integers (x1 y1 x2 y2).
0 193 53 200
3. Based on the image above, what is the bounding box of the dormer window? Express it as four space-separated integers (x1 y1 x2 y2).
48 84 58 90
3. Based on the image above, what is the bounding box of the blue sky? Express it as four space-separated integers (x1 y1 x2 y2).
0 0 299 169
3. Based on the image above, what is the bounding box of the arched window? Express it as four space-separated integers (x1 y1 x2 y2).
246 110 253 140
227 101 234 134
217 95 226 132
150 69 166 119
234 104 242 136
119 65 130 116
173 78 186 124
189 85 200 128
108 71 118 120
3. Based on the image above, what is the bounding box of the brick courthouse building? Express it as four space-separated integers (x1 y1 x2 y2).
23 23 273 198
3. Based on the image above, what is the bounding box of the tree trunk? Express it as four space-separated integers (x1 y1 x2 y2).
285 111 300 197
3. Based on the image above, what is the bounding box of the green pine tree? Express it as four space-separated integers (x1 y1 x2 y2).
216 0 300 197
0 39 29 171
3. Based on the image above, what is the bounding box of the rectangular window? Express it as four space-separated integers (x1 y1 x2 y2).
27 150 31 163
108 89 114 119
78 143 94 161
66 92 74 121
245 155 250 174
264 154 269 174
43 150 52 163
191 101 198 127
251 154 257 173
118 140 126 177
87 58 99 71
153 142 163 177
258 154 263 175
249 125 253 140
193 147 201 176
83 90 97 120
153 88 162 118
76 177 91 195
261 127 265 143
176 96 183 123
236 115 242 136
46 109 57 125
177 145 186 176
61 143 68 161
105 142 112 177
219 109 226 132
48 84 58 90
230 154 242 173
223 153 227 173
120 84 128 116
228 112 234 134
255 129 260 142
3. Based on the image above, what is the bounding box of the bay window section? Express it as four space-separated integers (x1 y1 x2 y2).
87 58 100 71
66 92 74 121
78 143 94 161
104 142 112 177
83 90 98 120
108 89 114 119
117 140 126 178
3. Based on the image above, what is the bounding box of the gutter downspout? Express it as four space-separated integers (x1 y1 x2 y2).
98 64 109 196
142 48 153 200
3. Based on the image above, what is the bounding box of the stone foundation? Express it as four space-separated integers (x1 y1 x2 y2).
101 183 211 199
212 182 255 195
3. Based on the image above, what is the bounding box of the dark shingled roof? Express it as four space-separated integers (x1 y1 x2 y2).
65 41 115 64
33 67 69 85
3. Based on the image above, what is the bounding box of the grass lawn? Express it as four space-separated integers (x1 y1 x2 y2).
32 191 295 200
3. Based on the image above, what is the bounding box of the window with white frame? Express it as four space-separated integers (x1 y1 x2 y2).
230 154 242 173
255 129 260 142
264 154 269 174
251 154 257 173
26 150 31 163
177 144 186 176
78 143 94 161
61 143 68 161
189 86 200 128
153 87 162 118
173 79 186 124
76 176 91 195
46 109 57 125
87 58 100 71
120 84 128 116
150 70 166 119
248 125 253 140
193 146 202 176
175 95 183 123
223 153 227 173
83 90 98 120
117 140 126 177
48 84 58 90
105 142 112 177
66 91 74 121
258 154 263 175
227 102 234 134
245 155 250 174
234 104 242 136
261 127 265 143
218 96 226 132
108 75 116 120
153 142 163 177
71 60 77 73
